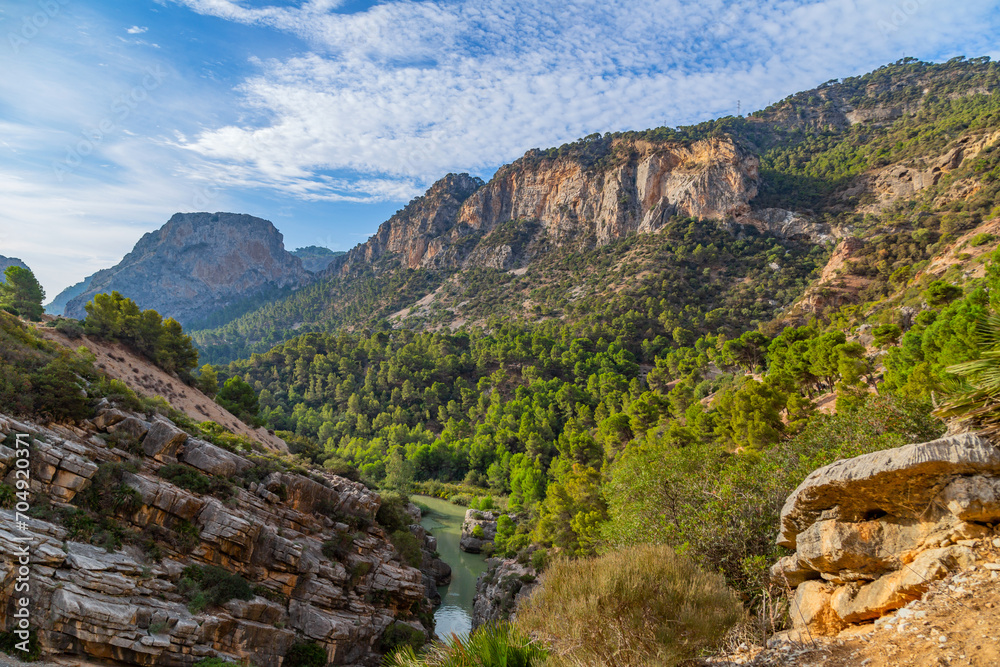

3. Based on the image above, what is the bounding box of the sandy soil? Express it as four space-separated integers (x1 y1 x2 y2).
35 326 288 453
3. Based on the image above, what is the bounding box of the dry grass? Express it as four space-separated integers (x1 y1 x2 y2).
515 544 745 667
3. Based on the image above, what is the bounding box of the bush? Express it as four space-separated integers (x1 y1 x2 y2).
158 463 233 498
390 530 423 568
178 565 254 613
970 232 995 247
376 492 412 533
0 628 41 661
471 525 485 540
53 318 84 338
321 531 356 560
515 545 743 667
385 622 546 667
379 622 425 655
284 641 327 667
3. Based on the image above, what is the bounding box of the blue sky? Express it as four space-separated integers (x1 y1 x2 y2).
2 0 1000 298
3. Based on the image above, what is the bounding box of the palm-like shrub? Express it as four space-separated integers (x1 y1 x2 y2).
935 313 1000 436
384 623 546 667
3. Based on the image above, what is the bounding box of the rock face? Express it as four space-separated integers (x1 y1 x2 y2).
459 509 500 554
62 213 311 325
329 137 759 275
471 558 539 630
773 434 1000 635
0 408 433 666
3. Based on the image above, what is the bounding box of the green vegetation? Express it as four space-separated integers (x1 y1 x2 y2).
216 375 261 425
177 564 255 613
157 463 234 499
516 545 742 667
0 266 44 321
384 622 546 667
83 291 199 376
283 642 328 667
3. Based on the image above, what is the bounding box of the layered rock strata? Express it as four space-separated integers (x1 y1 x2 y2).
0 406 433 666
773 434 1000 635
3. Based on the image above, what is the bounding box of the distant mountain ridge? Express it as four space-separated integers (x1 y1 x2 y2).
291 245 344 273
62 212 311 325
0 255 29 281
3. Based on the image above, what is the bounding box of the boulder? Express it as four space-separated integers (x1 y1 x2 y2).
141 418 189 458
460 509 500 554
778 434 1000 548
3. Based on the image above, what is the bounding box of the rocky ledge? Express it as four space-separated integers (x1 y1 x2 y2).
471 558 539 630
772 433 1000 636
0 406 435 666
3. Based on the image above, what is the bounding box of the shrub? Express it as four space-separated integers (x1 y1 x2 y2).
970 232 995 247
284 641 327 667
178 565 254 613
515 545 743 667
321 531 355 560
53 318 84 338
390 530 423 568
0 484 15 509
471 525 485 540
385 622 546 667
379 622 425 655
193 659 238 667
0 628 41 661
376 493 412 533
530 548 548 572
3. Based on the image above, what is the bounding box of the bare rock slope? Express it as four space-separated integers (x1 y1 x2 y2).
62 213 310 325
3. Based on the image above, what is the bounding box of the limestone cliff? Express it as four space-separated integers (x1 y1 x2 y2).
0 406 434 666
62 213 311 325
328 137 759 274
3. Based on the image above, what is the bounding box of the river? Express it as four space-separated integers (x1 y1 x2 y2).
415 495 489 639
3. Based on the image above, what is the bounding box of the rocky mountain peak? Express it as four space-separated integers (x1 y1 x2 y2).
62 212 311 325
328 173 485 274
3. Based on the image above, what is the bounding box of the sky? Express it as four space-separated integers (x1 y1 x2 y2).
1 0 1000 299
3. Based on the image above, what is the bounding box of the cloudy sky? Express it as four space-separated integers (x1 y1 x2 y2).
1 0 999 298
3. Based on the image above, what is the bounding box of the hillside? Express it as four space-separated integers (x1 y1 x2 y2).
189 58 1000 364
35 322 289 453
57 212 311 327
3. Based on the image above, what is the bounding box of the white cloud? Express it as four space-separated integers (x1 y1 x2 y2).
171 0 1000 200
127 25 148 34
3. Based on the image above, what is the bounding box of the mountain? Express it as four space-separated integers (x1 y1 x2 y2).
46 274 93 315
292 245 344 273
0 254 29 281
62 212 311 326
187 57 1000 363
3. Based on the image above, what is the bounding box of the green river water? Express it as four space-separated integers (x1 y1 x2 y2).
415 495 489 639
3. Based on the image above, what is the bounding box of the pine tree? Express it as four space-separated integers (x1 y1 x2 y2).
0 266 45 321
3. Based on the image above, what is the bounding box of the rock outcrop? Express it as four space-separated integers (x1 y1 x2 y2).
459 509 500 554
0 407 433 666
772 434 1000 635
329 137 759 275
62 213 311 325
471 558 539 630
